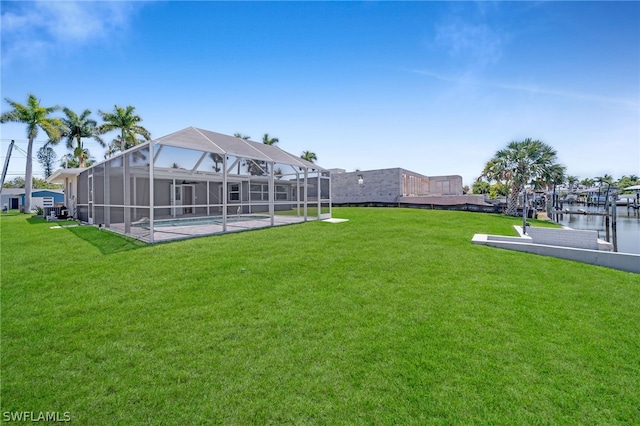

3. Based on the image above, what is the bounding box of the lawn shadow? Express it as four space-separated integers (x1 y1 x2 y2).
26 216 48 224
65 225 147 255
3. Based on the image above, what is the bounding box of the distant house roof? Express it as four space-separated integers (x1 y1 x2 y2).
0 188 24 196
1 188 63 196
1 188 64 208
32 189 64 195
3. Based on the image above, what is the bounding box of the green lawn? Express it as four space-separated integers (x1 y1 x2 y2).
1 208 639 424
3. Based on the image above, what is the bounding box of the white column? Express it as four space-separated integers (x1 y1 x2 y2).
172 178 176 218
269 161 275 226
303 168 308 221
124 156 131 233
149 141 155 243
222 155 227 232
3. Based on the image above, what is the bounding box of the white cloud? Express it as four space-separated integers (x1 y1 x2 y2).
410 69 638 109
39 2 124 41
491 82 638 109
435 22 504 66
1 1 143 66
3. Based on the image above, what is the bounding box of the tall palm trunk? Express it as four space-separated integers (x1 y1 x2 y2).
506 183 520 216
24 137 34 213
76 135 85 168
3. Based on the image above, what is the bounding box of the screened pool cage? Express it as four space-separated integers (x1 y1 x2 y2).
75 127 331 243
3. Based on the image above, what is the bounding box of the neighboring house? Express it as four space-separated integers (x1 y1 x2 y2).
331 168 488 207
1 188 64 212
46 168 85 218
48 127 331 243
1 188 23 211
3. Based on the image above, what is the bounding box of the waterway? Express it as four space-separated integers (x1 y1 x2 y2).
554 205 640 255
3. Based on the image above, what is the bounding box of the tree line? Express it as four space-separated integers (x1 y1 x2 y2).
1 94 152 212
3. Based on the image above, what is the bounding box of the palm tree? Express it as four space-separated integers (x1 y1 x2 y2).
262 133 279 146
55 108 104 168
594 174 613 198
580 177 595 188
209 153 223 172
478 158 512 204
248 133 279 175
481 138 565 216
234 133 250 140
0 94 63 213
97 105 151 155
537 163 566 189
566 175 579 192
74 145 94 168
60 154 77 169
61 148 95 169
537 163 566 211
103 137 121 159
594 175 610 188
301 151 317 163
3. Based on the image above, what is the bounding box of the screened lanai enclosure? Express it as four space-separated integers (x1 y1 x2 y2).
75 127 331 242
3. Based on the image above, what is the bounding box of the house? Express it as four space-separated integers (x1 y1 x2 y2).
331 168 488 208
48 127 331 243
1 188 64 212
45 168 84 217
1 188 23 211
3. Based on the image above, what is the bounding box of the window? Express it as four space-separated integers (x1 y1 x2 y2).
435 181 450 195
402 174 429 196
249 184 288 201
250 184 269 201
228 183 240 201
276 185 288 201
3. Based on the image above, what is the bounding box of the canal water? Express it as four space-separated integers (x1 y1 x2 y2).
554 205 640 255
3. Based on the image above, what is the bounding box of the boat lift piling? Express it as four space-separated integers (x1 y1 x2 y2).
611 200 618 251
604 197 610 244
552 195 620 251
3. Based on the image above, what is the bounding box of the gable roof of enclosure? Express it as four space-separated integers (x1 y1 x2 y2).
154 127 322 170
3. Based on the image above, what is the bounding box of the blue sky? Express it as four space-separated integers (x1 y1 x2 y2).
1 1 638 186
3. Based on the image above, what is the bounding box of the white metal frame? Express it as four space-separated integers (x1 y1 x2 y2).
73 130 330 243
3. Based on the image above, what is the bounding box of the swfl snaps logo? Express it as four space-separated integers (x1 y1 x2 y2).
2 411 71 422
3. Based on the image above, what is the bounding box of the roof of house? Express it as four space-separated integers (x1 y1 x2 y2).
47 168 86 184
0 188 24 196
1 188 63 196
32 189 64 195
154 127 323 170
46 128 323 179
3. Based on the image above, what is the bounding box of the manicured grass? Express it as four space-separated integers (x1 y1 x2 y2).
1 208 639 424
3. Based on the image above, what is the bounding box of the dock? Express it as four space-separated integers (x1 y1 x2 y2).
552 210 609 217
